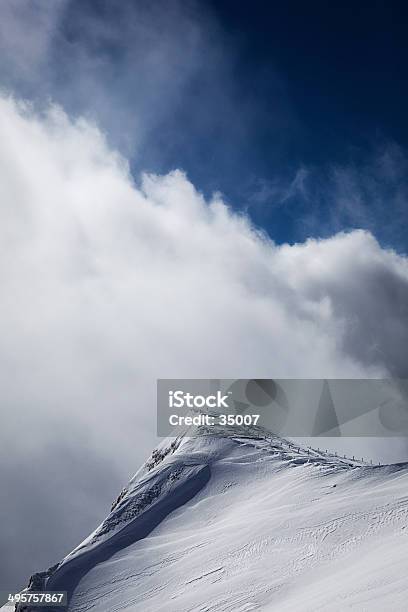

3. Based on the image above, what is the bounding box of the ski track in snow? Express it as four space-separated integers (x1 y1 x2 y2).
8 426 408 612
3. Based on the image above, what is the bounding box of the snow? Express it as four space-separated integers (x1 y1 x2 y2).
7 424 408 611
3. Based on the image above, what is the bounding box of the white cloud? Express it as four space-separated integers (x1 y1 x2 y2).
1 95 408 586
2 95 408 445
0 0 66 86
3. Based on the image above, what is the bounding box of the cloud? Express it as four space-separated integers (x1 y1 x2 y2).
279 144 408 250
0 0 296 204
1 96 408 588
0 0 243 158
0 0 67 89
329 144 408 246
247 167 309 210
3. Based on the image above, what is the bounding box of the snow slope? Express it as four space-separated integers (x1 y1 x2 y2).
9 423 408 611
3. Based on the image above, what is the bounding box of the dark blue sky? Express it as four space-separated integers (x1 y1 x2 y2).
2 0 407 250
204 1 408 250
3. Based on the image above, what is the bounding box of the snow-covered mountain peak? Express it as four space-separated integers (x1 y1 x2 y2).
9 426 408 611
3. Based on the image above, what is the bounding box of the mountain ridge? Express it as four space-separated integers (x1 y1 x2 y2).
8 424 408 611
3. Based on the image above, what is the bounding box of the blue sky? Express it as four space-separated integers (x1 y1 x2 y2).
1 0 407 251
